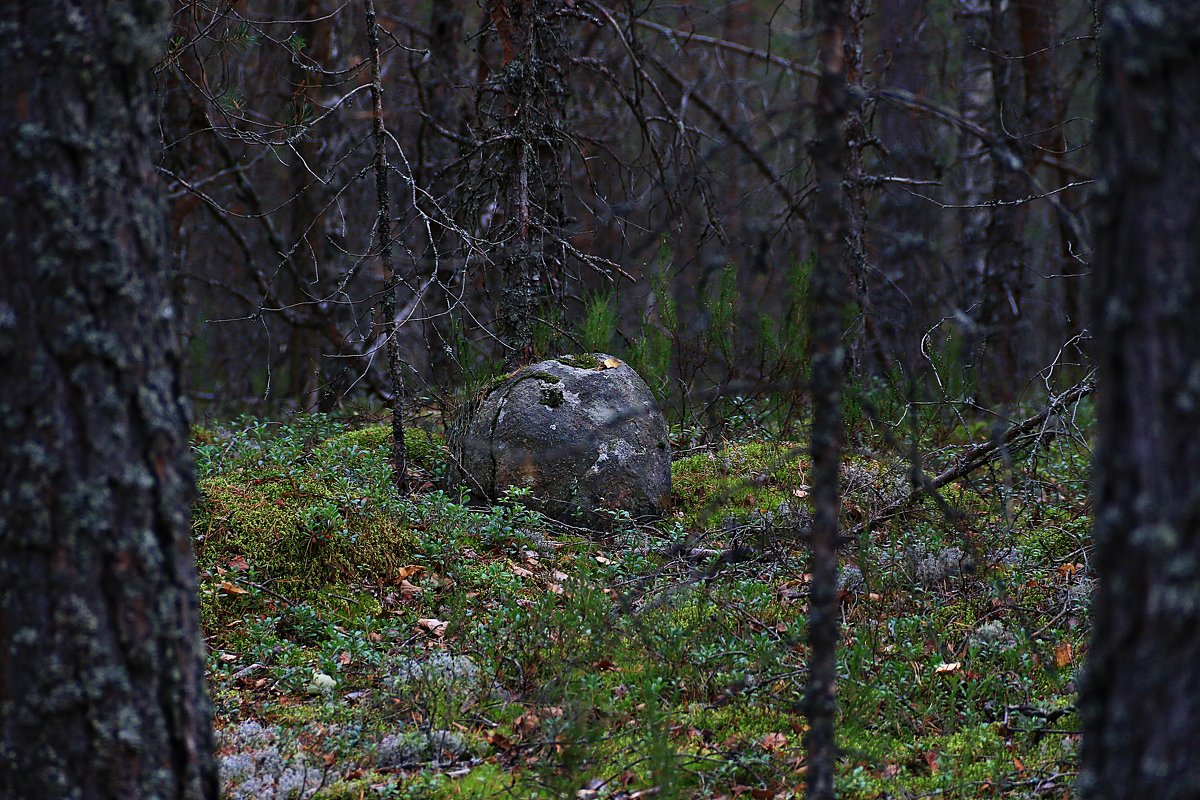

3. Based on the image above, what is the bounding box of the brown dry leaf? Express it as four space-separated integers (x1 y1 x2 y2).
416 618 448 637
398 579 422 600
595 555 615 565
227 555 250 571
484 730 512 750
514 711 540 734
218 581 248 595
934 661 961 674
552 570 569 582
548 583 564 595
881 764 901 778
602 357 622 369
337 651 351 667
1055 642 1074 668
760 732 788 752
396 564 425 580
510 563 535 579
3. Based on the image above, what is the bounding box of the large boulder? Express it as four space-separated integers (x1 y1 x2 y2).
451 354 671 527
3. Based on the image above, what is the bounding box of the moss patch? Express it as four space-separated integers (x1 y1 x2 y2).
671 440 808 530
322 424 446 474
556 352 603 369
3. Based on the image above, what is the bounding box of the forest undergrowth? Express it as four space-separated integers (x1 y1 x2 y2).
194 388 1092 799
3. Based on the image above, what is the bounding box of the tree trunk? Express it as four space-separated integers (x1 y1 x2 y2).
365 0 409 493
870 0 933 374
957 0 995 381
488 0 568 368
805 1 850 798
1078 2 1200 797
0 3 220 799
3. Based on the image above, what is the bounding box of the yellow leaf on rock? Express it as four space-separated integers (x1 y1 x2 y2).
602 357 622 369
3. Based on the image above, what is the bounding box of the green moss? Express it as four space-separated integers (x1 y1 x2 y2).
322 425 447 473
556 352 603 369
193 466 419 591
671 440 808 530
687 702 794 745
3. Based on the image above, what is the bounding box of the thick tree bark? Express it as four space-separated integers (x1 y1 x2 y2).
1078 2 1200 798
488 0 568 368
805 2 850 798
0 3 220 799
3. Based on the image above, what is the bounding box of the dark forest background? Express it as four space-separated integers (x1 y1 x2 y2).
161 0 1097 423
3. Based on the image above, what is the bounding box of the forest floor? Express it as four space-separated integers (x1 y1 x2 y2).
194 396 1092 799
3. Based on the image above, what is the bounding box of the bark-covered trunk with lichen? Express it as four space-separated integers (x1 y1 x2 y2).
1078 2 1200 797
487 0 568 368
0 3 219 798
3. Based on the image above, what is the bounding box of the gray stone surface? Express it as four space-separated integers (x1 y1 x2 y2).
453 354 671 527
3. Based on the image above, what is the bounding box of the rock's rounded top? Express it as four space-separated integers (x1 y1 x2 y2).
453 354 671 528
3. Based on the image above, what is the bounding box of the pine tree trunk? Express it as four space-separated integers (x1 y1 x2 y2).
805 2 850 798
0 3 220 799
1079 2 1200 797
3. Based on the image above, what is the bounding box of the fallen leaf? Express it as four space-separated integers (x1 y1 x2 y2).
398 579 423 600
935 661 961 674
552 570 569 582
218 581 248 595
417 618 448 637
760 732 788 752
227 555 250 571
602 357 622 369
510 563 535 579
396 564 425 580
1055 642 1073 668
595 555 614 565
337 651 351 666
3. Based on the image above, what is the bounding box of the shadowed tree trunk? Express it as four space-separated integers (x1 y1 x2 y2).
0 3 220 799
805 1 850 798
1078 1 1200 797
958 0 995 380
487 0 568 368
871 0 934 374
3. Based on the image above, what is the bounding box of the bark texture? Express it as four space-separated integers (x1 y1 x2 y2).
0 3 220 798
487 0 568 367
1079 2 1200 798
805 1 850 798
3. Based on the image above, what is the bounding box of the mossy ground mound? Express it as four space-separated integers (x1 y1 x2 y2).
194 422 446 595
